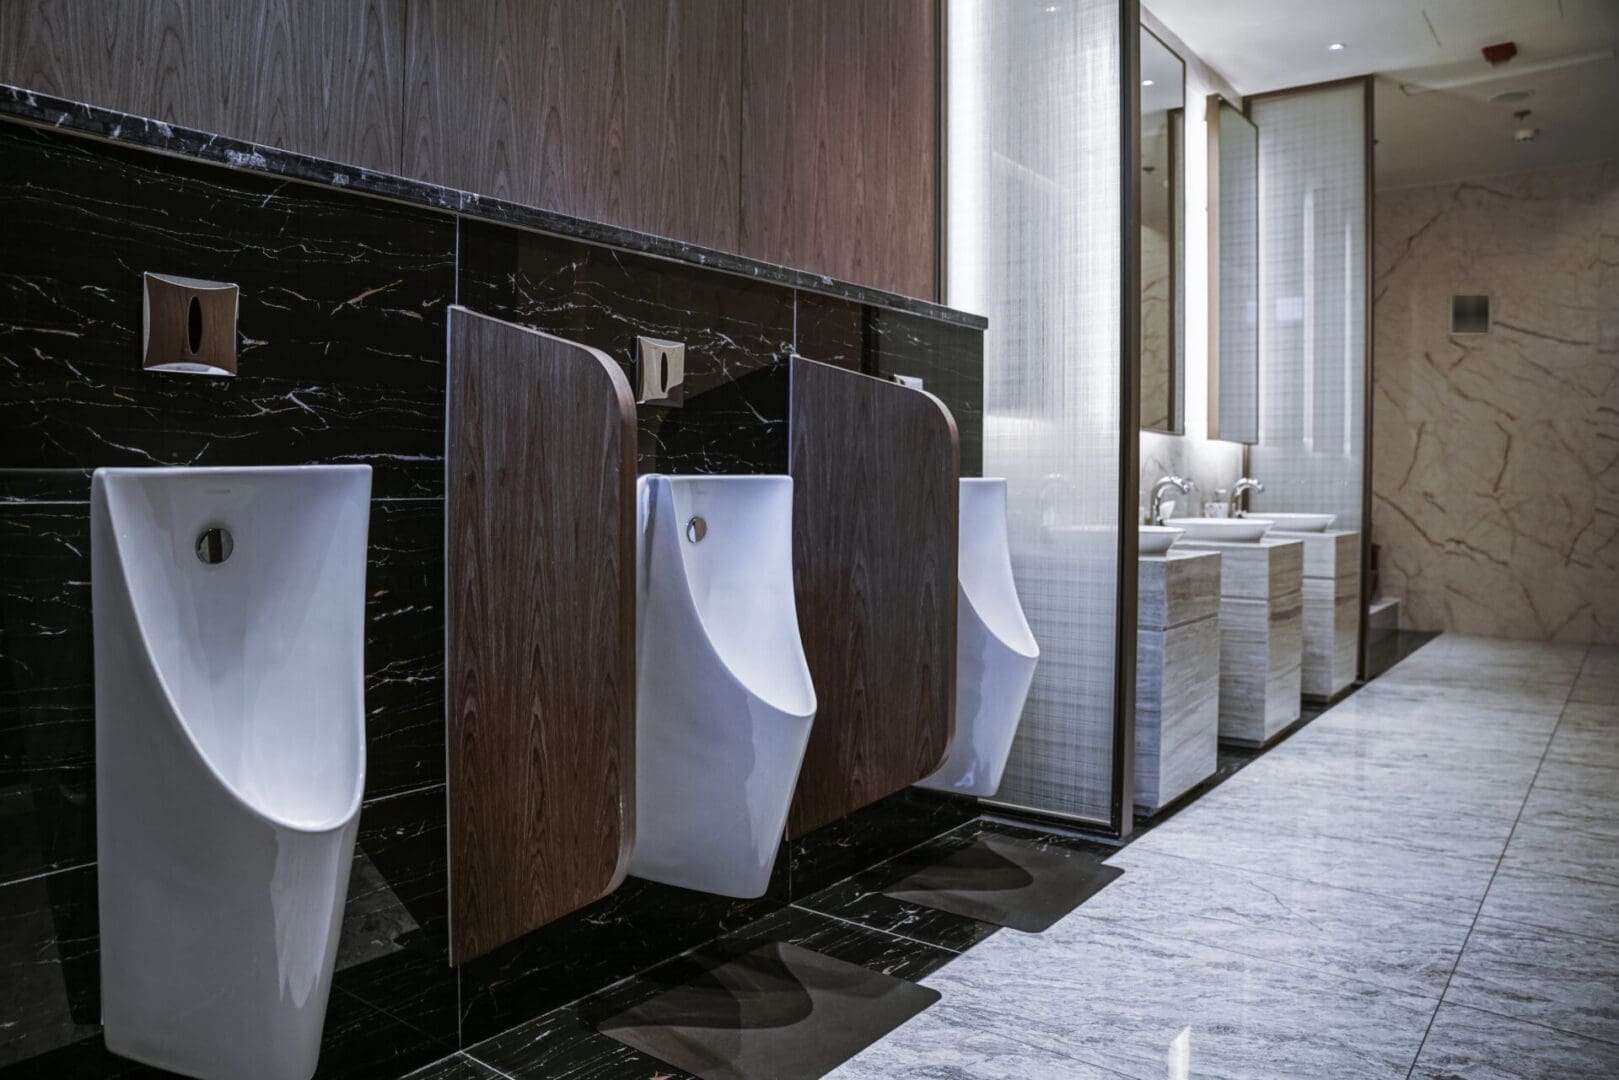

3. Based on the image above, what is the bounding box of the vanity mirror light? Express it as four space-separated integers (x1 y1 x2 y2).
1207 94 1259 443
1139 26 1185 434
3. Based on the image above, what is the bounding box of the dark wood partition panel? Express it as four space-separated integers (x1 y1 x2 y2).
445 306 637 964
786 357 959 837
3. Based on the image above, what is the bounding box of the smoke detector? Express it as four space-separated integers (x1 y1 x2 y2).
1513 109 1538 142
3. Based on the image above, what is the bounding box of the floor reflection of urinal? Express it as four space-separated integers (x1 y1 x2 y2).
919 478 1039 798
631 475 817 898
92 465 371 1080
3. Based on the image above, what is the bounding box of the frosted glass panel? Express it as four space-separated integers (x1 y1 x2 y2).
1249 83 1367 533
948 0 1123 824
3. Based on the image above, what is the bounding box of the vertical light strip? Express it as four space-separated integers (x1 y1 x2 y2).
949 0 1124 824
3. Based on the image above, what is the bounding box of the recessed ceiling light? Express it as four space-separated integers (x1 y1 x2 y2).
1328 42 1346 51
1142 78 1155 86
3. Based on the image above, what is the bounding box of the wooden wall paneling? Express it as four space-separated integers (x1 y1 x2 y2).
0 0 403 174
739 0 938 299
786 356 958 838
445 306 637 964
403 0 741 249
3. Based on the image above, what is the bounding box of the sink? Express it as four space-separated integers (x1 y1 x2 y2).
1172 516 1274 542
1139 525 1184 554
1251 511 1336 532
631 474 817 898
93 465 371 1080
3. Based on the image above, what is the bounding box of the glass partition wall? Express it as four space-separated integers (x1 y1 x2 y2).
1246 79 1373 670
948 0 1139 831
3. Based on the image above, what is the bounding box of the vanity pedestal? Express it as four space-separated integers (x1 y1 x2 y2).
1136 549 1221 811
1181 537 1303 747
1275 529 1360 700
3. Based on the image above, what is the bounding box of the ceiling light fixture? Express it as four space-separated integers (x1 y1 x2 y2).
1142 78 1155 86
1328 42 1346 51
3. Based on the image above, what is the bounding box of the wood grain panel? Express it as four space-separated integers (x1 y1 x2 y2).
739 0 938 300
786 357 958 838
0 0 403 173
403 0 740 249
446 306 637 963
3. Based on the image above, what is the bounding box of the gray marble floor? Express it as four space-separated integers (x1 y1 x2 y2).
829 635 1619 1079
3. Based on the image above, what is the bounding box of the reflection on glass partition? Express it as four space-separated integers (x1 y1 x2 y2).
1211 97 1258 443
1139 27 1185 434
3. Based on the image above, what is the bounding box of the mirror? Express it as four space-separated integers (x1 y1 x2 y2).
1209 96 1258 443
1139 28 1185 434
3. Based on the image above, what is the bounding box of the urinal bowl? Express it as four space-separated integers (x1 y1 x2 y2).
919 478 1039 798
92 466 370 1080
630 475 817 898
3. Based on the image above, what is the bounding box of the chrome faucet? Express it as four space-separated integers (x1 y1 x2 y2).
1232 476 1265 515
1150 476 1193 526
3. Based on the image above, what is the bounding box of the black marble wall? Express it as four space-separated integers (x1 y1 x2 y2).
0 117 982 1078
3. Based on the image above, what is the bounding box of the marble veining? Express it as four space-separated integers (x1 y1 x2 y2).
1373 162 1619 644
0 84 985 332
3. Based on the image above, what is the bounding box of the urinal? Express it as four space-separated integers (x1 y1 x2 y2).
631 474 817 897
918 478 1039 797
92 465 371 1080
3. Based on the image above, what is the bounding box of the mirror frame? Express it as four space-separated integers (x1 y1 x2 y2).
1206 93 1259 443
1139 26 1186 436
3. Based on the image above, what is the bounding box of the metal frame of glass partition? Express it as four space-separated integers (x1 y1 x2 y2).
1243 75 1375 681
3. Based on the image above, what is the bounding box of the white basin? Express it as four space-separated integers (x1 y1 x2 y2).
918 479 1039 798
631 474 817 898
1139 525 1183 554
1253 511 1336 532
1172 516 1275 542
93 465 371 1080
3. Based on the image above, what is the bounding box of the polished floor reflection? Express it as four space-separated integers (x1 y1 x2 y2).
829 636 1619 1079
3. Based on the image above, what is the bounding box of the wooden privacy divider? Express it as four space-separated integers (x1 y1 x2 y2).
445 306 637 964
786 356 960 838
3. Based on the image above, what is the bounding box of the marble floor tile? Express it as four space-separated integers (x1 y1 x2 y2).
1347 677 1572 717
1498 819 1619 888
1445 918 1619 1045
1545 705 1619 767
825 1007 1137 1080
1570 645 1618 705
1053 849 1474 998
1516 775 1619 843
902 922 1437 1080
1410 1003 1619 1079
1479 868 1619 943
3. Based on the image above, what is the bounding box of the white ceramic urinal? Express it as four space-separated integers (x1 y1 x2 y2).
919 478 1039 797
92 465 371 1080
631 475 816 898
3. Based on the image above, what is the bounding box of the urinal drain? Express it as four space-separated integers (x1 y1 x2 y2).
195 526 234 564
686 516 707 543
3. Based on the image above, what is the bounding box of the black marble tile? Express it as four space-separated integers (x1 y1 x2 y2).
362 499 447 798
780 788 979 902
1 86 984 332
402 1053 509 1080
469 906 955 1080
0 864 100 1068
0 122 455 501
0 505 95 886
457 876 780 1046
456 219 797 476
337 785 456 1048
794 293 985 477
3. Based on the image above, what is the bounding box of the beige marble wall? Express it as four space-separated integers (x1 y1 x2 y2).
1373 162 1619 644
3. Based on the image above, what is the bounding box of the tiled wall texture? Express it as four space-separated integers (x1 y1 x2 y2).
0 117 981 1076
1373 161 1619 644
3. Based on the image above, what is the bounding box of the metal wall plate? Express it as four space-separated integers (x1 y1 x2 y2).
635 336 685 406
142 272 238 376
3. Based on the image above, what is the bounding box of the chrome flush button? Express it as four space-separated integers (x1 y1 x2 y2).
686 516 707 543
195 527 234 564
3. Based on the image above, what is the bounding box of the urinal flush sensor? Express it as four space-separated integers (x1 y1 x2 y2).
142 273 238 376
635 336 685 407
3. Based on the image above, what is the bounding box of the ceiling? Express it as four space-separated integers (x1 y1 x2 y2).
1146 0 1619 188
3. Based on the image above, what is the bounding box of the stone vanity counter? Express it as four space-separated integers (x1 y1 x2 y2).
1136 548 1222 812
1179 536 1304 747
1273 529 1360 700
